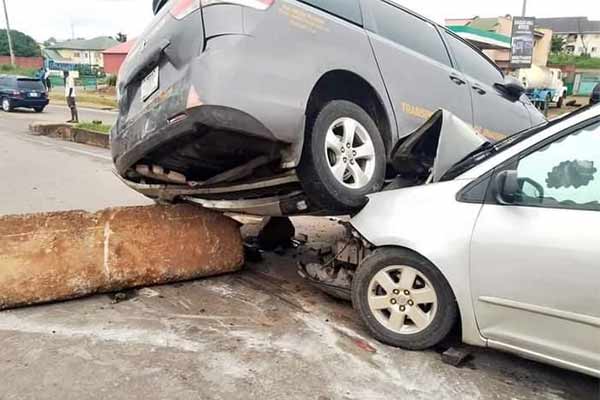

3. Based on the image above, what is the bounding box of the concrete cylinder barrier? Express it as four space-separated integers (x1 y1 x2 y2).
0 205 244 310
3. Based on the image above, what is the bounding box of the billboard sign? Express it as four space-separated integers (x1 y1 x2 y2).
510 17 536 68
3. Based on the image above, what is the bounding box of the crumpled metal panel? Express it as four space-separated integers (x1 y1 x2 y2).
392 109 490 182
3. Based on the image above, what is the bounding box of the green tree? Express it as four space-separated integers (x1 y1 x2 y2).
551 36 566 53
0 29 41 57
43 37 57 47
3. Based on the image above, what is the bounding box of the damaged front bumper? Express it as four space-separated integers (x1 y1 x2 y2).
298 222 371 301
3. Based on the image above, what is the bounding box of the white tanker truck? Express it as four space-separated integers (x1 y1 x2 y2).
517 65 569 109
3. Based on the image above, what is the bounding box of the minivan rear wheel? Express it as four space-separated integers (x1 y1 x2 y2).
298 100 386 213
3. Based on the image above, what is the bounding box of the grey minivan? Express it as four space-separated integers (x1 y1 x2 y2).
112 0 545 214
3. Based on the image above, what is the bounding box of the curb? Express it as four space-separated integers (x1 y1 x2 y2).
29 122 110 149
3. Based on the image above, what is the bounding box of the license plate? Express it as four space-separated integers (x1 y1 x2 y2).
141 67 159 101
29 92 40 97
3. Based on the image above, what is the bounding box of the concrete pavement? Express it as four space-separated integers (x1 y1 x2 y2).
0 106 598 399
0 105 144 215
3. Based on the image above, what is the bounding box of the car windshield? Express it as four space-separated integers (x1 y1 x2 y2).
442 106 595 180
17 79 45 91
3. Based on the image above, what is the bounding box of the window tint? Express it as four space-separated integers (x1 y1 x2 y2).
443 31 503 86
299 0 362 25
514 122 600 211
0 77 15 88
369 1 450 66
17 79 45 91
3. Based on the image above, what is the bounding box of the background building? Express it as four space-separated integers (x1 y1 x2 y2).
446 16 552 71
45 36 119 68
536 17 600 57
102 39 137 75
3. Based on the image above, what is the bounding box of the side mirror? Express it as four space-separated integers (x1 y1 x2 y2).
495 170 520 204
495 76 526 99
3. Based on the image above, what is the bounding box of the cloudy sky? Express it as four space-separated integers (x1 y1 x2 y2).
2 0 600 43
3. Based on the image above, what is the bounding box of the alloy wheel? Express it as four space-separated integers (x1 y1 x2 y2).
2 98 10 112
324 117 376 189
367 265 438 335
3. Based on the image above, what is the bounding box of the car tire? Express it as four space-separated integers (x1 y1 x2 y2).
2 98 13 112
352 247 458 350
298 100 386 213
34 107 45 113
557 95 564 109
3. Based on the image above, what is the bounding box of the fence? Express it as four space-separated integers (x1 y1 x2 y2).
573 73 600 96
0 56 43 69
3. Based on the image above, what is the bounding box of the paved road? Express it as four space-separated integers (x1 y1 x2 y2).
0 105 147 215
0 107 597 399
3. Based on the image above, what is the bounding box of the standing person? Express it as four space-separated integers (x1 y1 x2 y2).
65 71 79 123
44 69 52 92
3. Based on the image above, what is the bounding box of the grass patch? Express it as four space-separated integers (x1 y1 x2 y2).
76 122 112 135
49 91 117 109
549 53 600 69
0 64 38 77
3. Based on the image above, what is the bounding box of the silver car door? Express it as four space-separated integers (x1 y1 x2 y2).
470 120 600 377
361 0 474 139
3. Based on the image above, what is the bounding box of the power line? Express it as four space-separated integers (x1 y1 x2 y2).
2 0 15 66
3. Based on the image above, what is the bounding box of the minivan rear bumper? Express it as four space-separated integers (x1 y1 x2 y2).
111 90 275 176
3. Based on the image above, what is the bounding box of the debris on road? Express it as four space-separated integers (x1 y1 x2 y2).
0 205 244 310
442 347 473 367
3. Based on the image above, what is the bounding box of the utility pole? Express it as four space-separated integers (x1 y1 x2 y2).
521 0 528 17
2 0 15 66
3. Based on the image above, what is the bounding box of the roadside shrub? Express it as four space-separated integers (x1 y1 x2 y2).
0 64 37 76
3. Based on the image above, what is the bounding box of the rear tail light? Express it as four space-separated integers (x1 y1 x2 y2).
200 0 274 10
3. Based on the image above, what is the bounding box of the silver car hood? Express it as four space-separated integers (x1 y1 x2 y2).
391 109 490 182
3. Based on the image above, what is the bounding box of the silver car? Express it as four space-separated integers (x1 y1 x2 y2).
111 0 544 215
337 105 600 377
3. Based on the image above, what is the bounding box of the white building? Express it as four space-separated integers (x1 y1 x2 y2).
536 17 600 57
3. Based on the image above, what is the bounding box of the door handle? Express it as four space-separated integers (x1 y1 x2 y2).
449 75 466 86
472 85 486 95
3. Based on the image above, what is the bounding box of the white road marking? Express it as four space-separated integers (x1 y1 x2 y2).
60 147 112 161
18 136 112 161
46 104 117 115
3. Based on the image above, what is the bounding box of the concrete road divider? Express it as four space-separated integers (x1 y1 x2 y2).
29 122 109 149
0 205 244 310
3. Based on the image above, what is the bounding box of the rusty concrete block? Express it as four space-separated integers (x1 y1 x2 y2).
0 205 244 310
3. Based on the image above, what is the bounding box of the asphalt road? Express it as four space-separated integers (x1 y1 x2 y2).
0 106 598 399
0 105 149 215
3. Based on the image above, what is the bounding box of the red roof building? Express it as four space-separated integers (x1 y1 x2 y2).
102 39 137 75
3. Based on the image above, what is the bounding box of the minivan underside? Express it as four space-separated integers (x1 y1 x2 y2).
118 117 309 215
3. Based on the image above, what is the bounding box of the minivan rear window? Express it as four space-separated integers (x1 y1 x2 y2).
298 0 363 25
17 79 45 91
